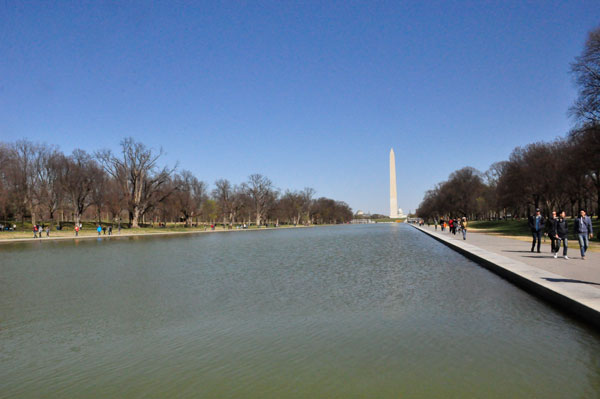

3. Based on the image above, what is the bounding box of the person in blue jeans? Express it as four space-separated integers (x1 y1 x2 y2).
527 208 545 253
574 209 594 260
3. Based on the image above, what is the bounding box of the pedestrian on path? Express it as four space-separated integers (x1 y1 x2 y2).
547 211 558 255
45 226 50 237
460 217 468 240
574 209 594 260
553 211 569 259
528 208 545 253
75 225 79 236
33 225 38 238
97 225 102 236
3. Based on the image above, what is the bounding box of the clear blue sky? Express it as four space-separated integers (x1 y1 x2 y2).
1 1 599 214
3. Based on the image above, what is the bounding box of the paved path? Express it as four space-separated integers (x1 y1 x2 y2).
413 224 600 329
422 225 600 286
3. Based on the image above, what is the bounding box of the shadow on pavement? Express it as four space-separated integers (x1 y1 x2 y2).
543 277 600 286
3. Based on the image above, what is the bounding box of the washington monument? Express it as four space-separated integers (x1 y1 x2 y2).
389 148 398 218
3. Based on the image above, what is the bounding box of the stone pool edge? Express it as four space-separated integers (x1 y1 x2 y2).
411 224 600 330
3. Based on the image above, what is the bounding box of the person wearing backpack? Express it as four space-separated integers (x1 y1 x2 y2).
460 217 468 240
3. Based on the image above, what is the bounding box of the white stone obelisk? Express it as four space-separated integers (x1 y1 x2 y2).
389 148 399 218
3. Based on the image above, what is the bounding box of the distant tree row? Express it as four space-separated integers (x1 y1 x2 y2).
416 129 599 221
417 26 600 221
0 138 353 227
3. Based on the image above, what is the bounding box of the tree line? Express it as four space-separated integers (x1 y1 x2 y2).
417 26 600 222
0 138 353 227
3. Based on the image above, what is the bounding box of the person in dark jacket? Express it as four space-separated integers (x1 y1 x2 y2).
574 209 594 260
527 208 545 253
547 211 558 254
553 211 569 259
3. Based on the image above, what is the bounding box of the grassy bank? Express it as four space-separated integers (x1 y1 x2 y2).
0 222 308 241
372 218 406 223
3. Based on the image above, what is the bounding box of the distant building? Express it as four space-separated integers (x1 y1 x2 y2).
356 210 365 216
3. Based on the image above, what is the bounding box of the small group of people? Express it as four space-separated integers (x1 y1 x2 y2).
96 225 113 236
32 224 50 238
528 208 594 260
73 223 115 237
0 223 17 231
436 217 468 240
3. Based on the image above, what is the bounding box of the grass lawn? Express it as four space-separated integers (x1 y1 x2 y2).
0 222 304 241
372 218 406 223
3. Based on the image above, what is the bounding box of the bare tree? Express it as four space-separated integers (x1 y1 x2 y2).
300 187 315 224
174 170 207 226
62 150 102 226
213 179 233 225
570 26 600 124
278 190 303 225
10 140 41 225
96 138 176 228
90 168 107 224
570 125 600 218
35 147 66 225
242 174 278 226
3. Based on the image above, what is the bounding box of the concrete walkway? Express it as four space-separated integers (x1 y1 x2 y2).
412 224 600 329
423 225 600 286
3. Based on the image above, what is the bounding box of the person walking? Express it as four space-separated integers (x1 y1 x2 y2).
460 217 468 240
108 225 112 235
97 225 102 236
33 224 38 238
547 211 558 255
554 210 569 259
528 208 545 253
574 209 594 260
75 225 79 236
45 226 50 237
